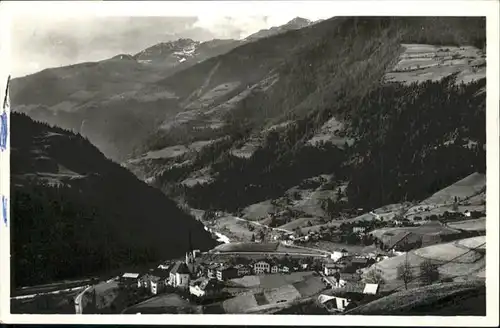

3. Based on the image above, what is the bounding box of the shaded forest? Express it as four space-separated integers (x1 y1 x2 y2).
10 113 216 287
176 76 485 212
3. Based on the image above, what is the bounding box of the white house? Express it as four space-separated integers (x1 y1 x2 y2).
319 295 352 312
363 283 379 295
353 226 366 234
253 261 271 274
318 292 364 312
331 249 349 262
150 276 166 295
189 278 221 298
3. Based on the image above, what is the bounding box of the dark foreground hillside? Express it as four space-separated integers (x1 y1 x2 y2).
10 113 216 288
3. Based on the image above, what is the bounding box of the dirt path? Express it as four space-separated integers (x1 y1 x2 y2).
234 216 293 233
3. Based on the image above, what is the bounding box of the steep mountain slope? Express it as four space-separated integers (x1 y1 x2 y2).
9 56 176 161
126 17 485 216
9 39 242 161
10 113 216 287
136 17 485 153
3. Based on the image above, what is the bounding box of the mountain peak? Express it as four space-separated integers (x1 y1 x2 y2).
133 38 200 62
110 54 136 61
285 17 312 27
245 17 313 40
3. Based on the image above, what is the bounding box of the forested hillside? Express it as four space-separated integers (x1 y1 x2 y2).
178 76 485 212
140 17 485 151
131 17 485 215
10 113 216 287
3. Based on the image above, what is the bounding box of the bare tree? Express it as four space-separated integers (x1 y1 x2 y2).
397 259 413 290
364 268 386 285
419 259 440 286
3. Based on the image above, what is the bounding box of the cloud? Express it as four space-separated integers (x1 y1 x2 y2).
9 10 333 77
10 16 218 77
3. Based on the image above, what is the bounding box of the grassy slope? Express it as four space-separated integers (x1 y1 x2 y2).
369 236 486 282
346 281 485 315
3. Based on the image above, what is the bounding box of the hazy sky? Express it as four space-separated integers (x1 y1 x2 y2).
6 2 334 77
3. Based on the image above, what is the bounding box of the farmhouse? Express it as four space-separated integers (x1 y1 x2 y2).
318 283 381 312
269 260 280 274
150 270 170 295
216 265 238 281
331 249 349 262
318 291 365 312
120 273 140 287
137 268 170 294
189 278 222 298
137 273 152 289
280 265 291 273
235 264 252 277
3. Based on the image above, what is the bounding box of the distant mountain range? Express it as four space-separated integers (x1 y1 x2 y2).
10 17 317 161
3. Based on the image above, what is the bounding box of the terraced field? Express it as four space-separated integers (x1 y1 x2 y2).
446 218 486 232
384 44 486 85
222 273 325 313
368 236 486 282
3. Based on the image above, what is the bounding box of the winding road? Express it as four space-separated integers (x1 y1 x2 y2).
233 216 293 234
74 285 93 314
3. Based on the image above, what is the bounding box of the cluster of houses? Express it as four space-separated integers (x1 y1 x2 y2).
118 250 318 299
322 248 387 280
119 250 199 295
205 257 313 280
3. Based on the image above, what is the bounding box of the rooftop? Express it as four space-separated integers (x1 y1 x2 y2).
122 273 140 279
171 261 191 275
150 268 171 279
218 265 235 271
